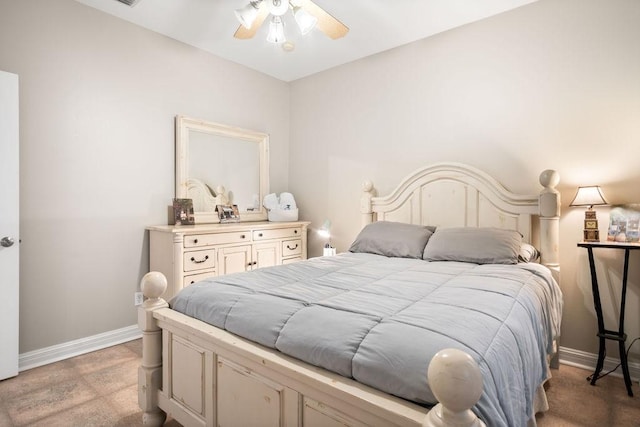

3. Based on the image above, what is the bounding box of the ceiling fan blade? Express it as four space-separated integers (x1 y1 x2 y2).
300 0 349 39
234 2 269 40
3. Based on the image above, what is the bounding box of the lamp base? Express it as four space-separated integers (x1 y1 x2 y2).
583 209 600 242
583 229 600 242
323 247 336 256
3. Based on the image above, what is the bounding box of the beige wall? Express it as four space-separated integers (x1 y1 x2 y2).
1 0 639 366
290 0 640 362
0 0 290 353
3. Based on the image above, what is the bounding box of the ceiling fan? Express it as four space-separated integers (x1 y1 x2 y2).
234 0 348 44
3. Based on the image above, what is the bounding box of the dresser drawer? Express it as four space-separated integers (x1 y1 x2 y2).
184 232 250 248
149 221 309 302
253 227 302 241
184 248 216 272
282 239 302 257
183 271 216 287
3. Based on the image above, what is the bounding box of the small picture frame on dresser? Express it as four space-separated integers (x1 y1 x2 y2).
216 204 240 223
172 198 195 225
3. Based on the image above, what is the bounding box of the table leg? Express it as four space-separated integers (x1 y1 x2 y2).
590 336 606 386
619 338 633 397
585 247 634 396
586 247 606 386
619 249 633 397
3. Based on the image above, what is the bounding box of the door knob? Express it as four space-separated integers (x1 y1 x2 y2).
1 236 15 247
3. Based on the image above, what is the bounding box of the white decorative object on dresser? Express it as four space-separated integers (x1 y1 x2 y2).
148 221 310 300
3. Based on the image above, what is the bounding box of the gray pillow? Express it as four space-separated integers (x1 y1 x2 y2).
349 221 435 259
422 227 522 264
518 243 540 263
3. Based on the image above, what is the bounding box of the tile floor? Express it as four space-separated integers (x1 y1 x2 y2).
0 340 181 427
1 339 638 426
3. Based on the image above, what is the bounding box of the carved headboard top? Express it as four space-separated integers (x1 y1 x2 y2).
360 162 560 274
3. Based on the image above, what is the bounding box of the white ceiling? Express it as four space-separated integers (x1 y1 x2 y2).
75 0 536 82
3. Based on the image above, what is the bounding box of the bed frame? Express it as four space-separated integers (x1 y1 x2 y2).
139 162 560 427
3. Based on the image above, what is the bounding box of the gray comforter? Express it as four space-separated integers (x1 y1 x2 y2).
171 252 563 427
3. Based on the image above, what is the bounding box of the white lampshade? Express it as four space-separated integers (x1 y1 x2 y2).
266 16 286 43
293 7 317 35
569 186 608 208
235 2 261 29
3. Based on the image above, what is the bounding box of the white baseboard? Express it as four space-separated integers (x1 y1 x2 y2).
19 324 141 372
559 345 640 383
16 327 639 385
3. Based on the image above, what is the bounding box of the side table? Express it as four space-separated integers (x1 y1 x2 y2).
577 241 639 397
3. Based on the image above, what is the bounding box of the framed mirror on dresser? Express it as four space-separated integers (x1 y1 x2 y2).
148 116 309 300
175 115 270 224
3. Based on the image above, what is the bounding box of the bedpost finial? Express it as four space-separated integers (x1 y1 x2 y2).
362 180 373 192
424 348 485 427
539 169 560 190
141 271 167 301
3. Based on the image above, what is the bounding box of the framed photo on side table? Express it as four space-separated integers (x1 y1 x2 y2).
216 204 240 223
607 204 640 242
173 198 195 225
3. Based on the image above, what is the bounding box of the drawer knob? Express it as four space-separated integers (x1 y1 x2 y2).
194 238 198 244
287 244 299 250
294 230 298 234
258 233 263 237
240 234 246 239
253 261 257 265
191 255 209 264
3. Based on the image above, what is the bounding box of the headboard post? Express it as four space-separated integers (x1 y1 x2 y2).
538 170 561 281
361 180 375 228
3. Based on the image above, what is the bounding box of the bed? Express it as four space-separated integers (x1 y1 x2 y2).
138 162 562 427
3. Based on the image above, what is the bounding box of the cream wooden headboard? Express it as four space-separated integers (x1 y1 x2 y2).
360 162 560 278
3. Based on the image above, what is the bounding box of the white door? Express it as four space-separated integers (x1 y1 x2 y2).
0 70 19 380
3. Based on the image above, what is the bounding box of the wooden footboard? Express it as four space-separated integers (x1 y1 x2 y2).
138 272 486 427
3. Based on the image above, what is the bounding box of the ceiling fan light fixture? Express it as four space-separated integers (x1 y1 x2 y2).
293 6 317 35
282 40 295 52
266 16 286 44
268 0 289 16
233 0 348 43
234 1 262 29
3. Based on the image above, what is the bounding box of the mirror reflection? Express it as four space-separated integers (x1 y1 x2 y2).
175 116 269 224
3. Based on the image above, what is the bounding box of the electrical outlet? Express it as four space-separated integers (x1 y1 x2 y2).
134 292 144 306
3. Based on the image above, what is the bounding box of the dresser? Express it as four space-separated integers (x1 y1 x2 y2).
148 221 310 300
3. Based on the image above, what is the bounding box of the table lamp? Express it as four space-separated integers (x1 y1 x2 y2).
318 219 336 256
570 186 608 242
